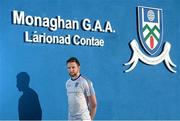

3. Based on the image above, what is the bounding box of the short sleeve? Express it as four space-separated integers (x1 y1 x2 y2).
84 80 95 96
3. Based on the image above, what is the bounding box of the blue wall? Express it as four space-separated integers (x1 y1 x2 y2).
0 0 180 120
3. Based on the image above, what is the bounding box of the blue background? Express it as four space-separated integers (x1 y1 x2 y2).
0 0 180 120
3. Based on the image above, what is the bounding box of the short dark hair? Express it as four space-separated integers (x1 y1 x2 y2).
66 57 80 66
16 72 30 85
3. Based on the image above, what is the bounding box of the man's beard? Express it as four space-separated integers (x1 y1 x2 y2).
69 72 78 78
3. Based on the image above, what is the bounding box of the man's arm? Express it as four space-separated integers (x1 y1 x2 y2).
88 95 97 120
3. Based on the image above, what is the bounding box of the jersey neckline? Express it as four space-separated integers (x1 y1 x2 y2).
71 74 81 81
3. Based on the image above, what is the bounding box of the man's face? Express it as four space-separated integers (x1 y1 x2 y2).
67 62 80 78
16 79 22 91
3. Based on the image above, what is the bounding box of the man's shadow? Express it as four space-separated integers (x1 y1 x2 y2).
16 72 42 121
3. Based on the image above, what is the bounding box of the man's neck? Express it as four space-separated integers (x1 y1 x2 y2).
71 73 81 80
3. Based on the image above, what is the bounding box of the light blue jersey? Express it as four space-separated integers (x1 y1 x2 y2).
66 75 95 120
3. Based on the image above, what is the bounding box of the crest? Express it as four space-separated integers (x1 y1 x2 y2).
124 6 176 73
138 6 163 55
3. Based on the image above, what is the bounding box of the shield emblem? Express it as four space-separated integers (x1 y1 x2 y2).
138 6 163 55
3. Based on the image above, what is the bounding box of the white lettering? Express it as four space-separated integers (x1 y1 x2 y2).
104 21 113 33
72 35 104 47
12 10 25 25
94 20 103 32
82 18 91 31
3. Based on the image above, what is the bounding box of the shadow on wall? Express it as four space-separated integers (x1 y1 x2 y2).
16 72 42 121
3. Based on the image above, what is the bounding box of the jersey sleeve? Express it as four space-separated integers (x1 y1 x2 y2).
84 80 95 96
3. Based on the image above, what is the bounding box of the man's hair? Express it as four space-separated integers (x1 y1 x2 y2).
16 72 30 86
66 57 80 66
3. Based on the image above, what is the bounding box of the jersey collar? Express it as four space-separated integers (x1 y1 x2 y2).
71 74 81 81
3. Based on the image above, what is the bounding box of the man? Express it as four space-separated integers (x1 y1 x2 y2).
16 72 42 121
66 57 97 120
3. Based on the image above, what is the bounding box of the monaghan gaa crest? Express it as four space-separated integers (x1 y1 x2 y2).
138 6 163 55
124 6 176 73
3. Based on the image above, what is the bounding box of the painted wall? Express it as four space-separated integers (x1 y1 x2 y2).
0 0 180 120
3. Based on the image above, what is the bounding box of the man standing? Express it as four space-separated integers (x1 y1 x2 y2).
66 57 97 120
